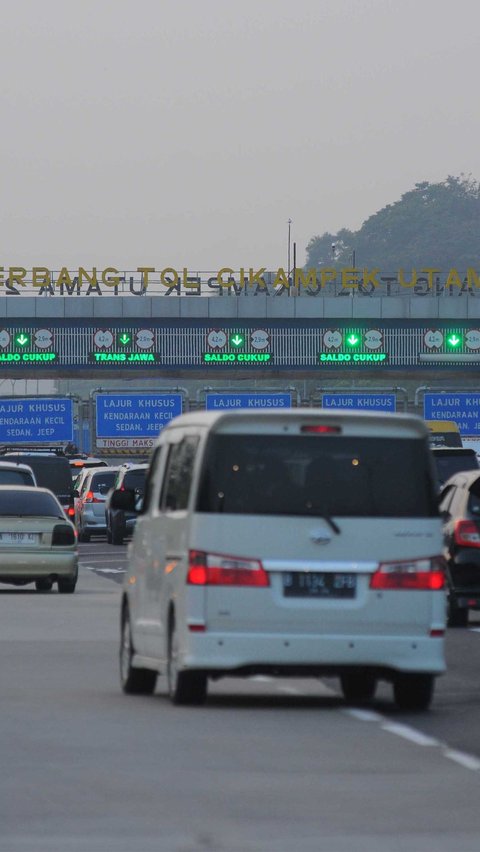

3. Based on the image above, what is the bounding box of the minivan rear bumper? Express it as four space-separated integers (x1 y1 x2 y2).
181 632 446 676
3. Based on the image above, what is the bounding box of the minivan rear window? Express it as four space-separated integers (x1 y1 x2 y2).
197 435 438 518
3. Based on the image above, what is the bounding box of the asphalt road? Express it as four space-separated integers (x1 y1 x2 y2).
0 539 479 852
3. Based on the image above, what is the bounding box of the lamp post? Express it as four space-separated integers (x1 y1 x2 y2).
287 218 292 278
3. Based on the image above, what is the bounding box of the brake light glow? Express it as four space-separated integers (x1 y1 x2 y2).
454 520 480 548
84 491 102 503
301 425 341 434
67 506 75 518
370 556 445 590
187 550 269 587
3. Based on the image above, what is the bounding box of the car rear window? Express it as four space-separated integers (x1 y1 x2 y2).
90 471 117 493
0 470 35 486
197 434 438 518
123 469 147 492
0 490 62 517
434 451 480 485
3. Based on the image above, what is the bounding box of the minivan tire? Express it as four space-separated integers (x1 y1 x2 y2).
120 605 157 695
340 672 377 704
167 618 207 706
393 673 434 711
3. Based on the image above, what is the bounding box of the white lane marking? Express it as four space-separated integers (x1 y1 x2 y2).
249 675 273 682
83 565 125 574
80 559 127 565
469 628 480 633
344 709 384 722
443 749 480 771
381 722 439 747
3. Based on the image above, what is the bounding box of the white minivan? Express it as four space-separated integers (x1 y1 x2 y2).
113 410 446 710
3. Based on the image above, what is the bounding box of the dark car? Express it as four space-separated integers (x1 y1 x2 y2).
0 450 74 519
105 463 148 545
439 470 480 626
431 447 480 489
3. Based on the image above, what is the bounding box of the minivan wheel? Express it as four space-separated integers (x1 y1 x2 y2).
111 525 124 546
167 618 207 706
120 605 157 695
340 672 377 704
393 673 434 712
447 596 469 628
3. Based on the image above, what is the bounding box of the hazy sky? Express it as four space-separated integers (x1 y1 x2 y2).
1 0 479 272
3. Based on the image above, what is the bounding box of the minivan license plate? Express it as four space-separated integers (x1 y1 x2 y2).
282 572 357 598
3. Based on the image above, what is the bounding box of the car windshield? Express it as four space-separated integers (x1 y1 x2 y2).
197 434 438 518
0 490 63 517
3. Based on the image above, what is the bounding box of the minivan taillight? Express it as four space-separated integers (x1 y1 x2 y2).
84 491 102 503
370 556 445 590
454 520 480 548
187 550 269 587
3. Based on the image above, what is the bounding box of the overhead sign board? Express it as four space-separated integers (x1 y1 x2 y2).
205 392 292 410
322 394 396 412
424 393 480 436
0 397 73 442
95 394 183 444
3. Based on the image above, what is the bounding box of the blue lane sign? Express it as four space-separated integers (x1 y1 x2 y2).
0 397 73 442
322 393 396 412
95 393 183 439
205 392 292 410
424 393 480 436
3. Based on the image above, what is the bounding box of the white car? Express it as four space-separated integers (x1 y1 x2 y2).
113 410 446 710
0 460 37 486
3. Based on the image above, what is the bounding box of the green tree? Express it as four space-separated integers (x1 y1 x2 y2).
305 175 480 270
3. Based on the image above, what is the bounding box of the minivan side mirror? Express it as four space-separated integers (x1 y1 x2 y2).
110 488 138 512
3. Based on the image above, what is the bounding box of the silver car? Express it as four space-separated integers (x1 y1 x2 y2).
75 466 119 541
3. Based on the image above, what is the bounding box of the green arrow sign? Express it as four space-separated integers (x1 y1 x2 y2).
118 333 132 345
230 333 245 347
15 333 30 346
346 334 359 346
447 334 461 347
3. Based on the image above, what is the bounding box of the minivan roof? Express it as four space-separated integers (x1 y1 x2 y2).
157 409 429 440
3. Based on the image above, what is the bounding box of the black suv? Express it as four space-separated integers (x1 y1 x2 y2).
0 447 74 519
439 469 480 627
105 463 148 545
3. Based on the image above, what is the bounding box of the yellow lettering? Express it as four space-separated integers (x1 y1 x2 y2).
217 268 235 287
78 268 97 287
160 268 179 288
320 269 337 288
32 267 51 288
341 268 359 289
137 267 155 289
445 268 462 289
362 268 380 288
0 267 5 286
55 268 73 287
272 268 290 288
399 269 418 288
294 268 317 288
102 267 120 287
248 267 266 287
467 268 480 288
9 267 27 287
420 268 440 289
